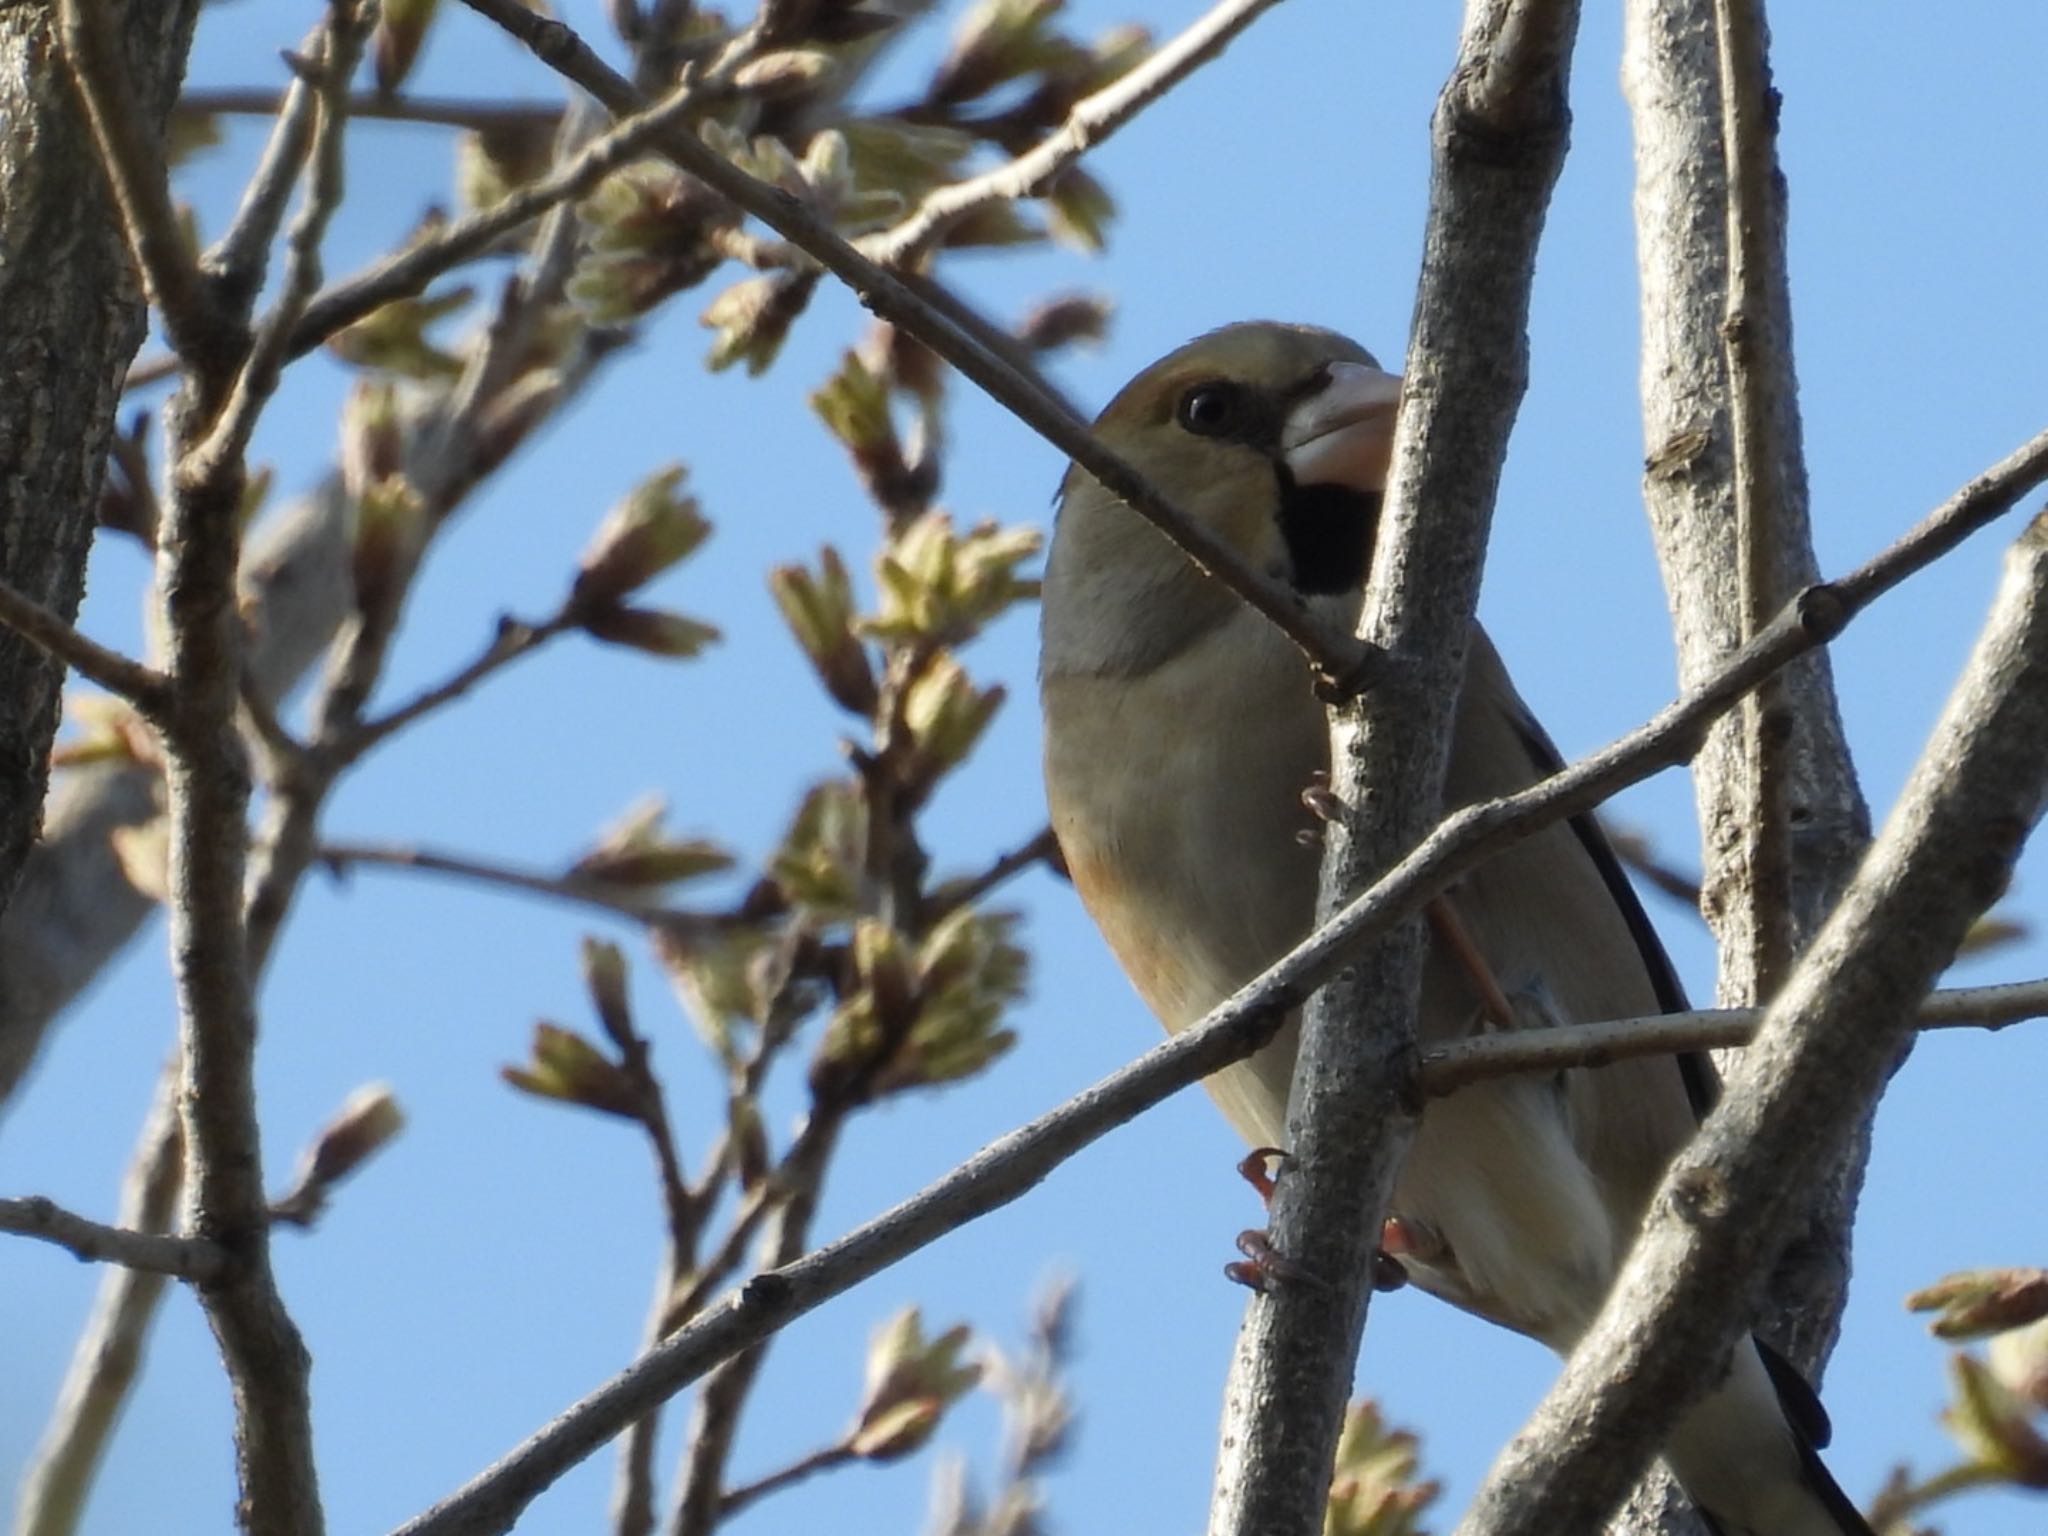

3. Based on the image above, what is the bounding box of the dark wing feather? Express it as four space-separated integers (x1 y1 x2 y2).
1500 702 1719 1119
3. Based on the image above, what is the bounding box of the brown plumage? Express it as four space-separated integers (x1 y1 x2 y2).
1039 322 1870 1536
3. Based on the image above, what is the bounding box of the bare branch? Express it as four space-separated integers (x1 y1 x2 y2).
1421 978 2048 1095
182 89 559 136
338 612 575 761
1451 512 2048 1535
198 7 373 474
923 825 1060 923
863 0 1288 267
205 26 325 302
0 576 168 713
1714 0 1796 991
1211 3 1582 1530
15 1067 184 1536
317 840 739 936
452 0 1375 690
0 1194 226 1281
714 1442 857 1520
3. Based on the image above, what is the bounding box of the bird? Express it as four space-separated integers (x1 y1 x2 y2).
1038 321 1871 1536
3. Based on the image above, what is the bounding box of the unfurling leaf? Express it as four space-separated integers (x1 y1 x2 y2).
850 1308 981 1460
1325 1400 1441 1536
271 1082 406 1225
770 548 878 714
1909 1268 2048 1341
1044 166 1115 253
579 604 721 657
573 465 711 605
329 287 472 379
1016 293 1111 355
702 269 820 376
570 794 734 889
731 47 835 99
1944 1352 2048 1487
867 512 1041 646
110 819 172 905
502 1022 640 1118
772 781 868 918
899 654 1004 799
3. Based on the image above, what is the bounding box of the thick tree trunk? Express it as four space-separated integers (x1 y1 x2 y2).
0 1 200 913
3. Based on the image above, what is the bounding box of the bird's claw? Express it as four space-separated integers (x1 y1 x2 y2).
1238 1146 1289 1203
1225 1228 1326 1292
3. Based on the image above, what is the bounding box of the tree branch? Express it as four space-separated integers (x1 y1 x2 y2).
205 25 324 304
286 72 703 358
1420 977 2048 1095
0 576 168 713
0 1194 226 1280
1210 4 1582 1530
452 0 1375 691
181 88 559 136
14 1064 184 1536
198 7 371 476
1623 13 1873 1514
1451 511 2048 1535
863 0 1288 267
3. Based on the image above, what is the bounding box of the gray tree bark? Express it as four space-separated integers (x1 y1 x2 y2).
0 1 201 913
1616 4 1872 1529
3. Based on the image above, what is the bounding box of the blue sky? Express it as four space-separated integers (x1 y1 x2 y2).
5 2 2046 1533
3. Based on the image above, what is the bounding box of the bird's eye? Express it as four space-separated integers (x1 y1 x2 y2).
1176 381 1246 438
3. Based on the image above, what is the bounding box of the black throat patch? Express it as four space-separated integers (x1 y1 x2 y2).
1276 471 1380 596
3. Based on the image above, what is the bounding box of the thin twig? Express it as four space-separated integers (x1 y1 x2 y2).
668 1112 845 1536
205 25 326 302
382 427 2048 1536
1714 0 1795 992
863 0 1289 267
14 1067 184 1536
123 352 182 393
923 825 1060 923
714 1441 857 1520
56 0 227 365
1420 977 2048 1095
198 6 371 476
0 577 168 713
453 0 1375 691
317 840 741 934
0 1196 227 1281
338 613 574 761
182 89 560 136
286 73 702 358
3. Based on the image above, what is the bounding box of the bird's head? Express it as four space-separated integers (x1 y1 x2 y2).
1041 322 1401 679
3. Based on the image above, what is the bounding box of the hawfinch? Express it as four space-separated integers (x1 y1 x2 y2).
1039 322 1870 1536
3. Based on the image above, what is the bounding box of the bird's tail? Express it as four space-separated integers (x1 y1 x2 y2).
1664 1337 1874 1536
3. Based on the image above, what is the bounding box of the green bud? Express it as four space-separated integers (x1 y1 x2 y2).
850 1308 981 1460
502 1022 640 1118
573 465 711 605
580 604 721 658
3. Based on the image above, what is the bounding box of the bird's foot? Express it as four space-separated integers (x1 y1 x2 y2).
1238 1146 1289 1203
1225 1228 1327 1292
1300 770 1346 827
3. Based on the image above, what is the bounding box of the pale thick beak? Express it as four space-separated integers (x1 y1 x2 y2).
1280 362 1402 493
